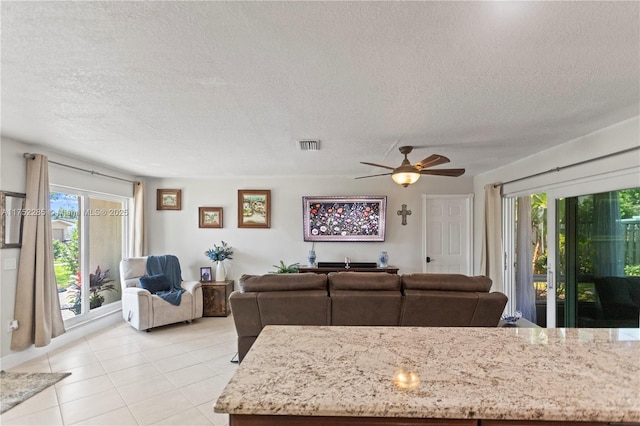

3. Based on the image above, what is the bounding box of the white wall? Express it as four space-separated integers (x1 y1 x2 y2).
145 175 474 284
472 116 640 274
0 137 136 364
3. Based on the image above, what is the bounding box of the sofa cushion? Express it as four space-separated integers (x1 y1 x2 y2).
401 289 480 326
257 290 330 326
402 274 492 292
328 272 401 291
239 273 327 292
121 257 147 280
139 274 172 293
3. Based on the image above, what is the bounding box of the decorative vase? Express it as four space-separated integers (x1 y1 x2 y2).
307 250 316 267
215 261 226 281
378 251 389 268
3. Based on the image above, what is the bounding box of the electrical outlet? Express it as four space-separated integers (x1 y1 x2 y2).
4 258 17 270
8 320 18 332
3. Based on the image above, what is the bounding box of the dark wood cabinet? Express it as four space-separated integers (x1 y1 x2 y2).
201 280 233 316
298 266 398 274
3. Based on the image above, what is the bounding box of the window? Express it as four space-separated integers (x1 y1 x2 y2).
51 187 129 323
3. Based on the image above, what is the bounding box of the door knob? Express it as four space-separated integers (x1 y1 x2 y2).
426 257 432 263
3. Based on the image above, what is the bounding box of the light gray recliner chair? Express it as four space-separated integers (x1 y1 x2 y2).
119 256 203 331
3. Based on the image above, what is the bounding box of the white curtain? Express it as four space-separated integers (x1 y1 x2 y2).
481 184 504 293
11 154 65 350
516 196 536 322
593 191 625 277
133 181 146 257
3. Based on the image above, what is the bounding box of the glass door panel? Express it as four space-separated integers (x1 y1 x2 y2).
87 197 123 310
51 192 81 319
556 188 640 328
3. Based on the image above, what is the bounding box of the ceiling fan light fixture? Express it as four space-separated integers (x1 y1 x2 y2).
391 166 421 187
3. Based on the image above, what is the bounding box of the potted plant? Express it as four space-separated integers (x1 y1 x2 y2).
205 241 234 281
89 265 116 309
271 261 300 274
65 265 116 314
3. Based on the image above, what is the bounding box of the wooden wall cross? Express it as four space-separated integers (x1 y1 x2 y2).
397 204 412 226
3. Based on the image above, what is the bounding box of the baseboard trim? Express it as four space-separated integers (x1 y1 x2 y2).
0 310 122 370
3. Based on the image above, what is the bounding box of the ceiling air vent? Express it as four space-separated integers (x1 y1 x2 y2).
298 139 320 151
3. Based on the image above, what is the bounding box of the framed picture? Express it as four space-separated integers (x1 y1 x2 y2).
200 267 212 282
302 196 387 242
1 191 26 249
199 207 223 228
157 189 182 210
238 190 271 228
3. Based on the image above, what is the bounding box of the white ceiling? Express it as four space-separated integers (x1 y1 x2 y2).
1 1 638 179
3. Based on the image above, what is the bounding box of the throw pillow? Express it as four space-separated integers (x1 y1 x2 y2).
139 274 171 293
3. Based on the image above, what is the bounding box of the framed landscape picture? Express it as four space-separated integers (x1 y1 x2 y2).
199 207 223 228
157 189 182 210
302 196 387 242
238 190 271 228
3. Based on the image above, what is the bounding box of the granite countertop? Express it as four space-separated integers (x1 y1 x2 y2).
215 325 640 422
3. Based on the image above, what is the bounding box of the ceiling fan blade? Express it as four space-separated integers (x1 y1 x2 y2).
355 172 393 179
420 168 466 177
416 154 450 169
360 161 395 170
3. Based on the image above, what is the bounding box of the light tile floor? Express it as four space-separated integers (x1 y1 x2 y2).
1 316 238 425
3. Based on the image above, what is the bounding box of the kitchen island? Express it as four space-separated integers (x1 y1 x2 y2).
214 325 640 425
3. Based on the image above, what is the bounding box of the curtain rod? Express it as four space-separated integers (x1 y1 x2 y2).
23 153 136 184
493 146 640 188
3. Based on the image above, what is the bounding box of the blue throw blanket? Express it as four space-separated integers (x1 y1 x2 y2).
146 255 185 306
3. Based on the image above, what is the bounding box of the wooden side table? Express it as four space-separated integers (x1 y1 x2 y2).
201 280 234 317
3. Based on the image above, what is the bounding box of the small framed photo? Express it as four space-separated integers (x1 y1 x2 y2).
200 267 212 282
238 189 271 228
157 189 182 210
199 207 223 228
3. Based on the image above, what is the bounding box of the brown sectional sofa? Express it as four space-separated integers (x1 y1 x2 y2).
230 272 508 362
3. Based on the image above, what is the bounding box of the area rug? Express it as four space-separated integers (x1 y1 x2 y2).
0 371 71 414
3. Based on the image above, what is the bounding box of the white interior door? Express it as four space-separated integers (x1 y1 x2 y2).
422 194 473 274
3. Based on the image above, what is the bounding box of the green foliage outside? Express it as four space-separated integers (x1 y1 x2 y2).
619 189 640 219
625 265 640 276
53 228 79 289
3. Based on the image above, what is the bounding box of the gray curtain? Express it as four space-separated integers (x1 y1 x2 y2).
133 181 146 257
516 196 536 322
593 191 625 277
481 184 503 292
11 154 65 350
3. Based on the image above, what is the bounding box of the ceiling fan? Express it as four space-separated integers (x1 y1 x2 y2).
356 146 465 187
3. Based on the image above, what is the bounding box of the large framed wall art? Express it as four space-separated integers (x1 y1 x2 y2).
302 196 386 242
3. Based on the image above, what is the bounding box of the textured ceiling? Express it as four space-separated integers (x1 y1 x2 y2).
1 1 638 178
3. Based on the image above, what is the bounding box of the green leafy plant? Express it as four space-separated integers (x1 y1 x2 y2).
66 265 116 314
89 266 116 309
271 261 300 274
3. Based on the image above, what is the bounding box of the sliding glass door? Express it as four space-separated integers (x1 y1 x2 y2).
51 187 128 323
504 180 639 328
555 188 639 328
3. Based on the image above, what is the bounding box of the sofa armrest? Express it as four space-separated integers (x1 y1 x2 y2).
229 291 262 337
182 280 202 294
123 286 152 297
181 280 203 319
122 287 153 330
